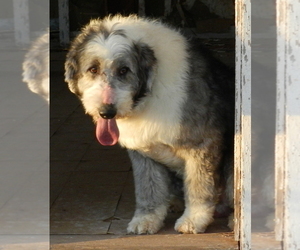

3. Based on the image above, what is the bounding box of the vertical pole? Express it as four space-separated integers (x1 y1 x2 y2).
275 0 286 242
164 0 172 17
235 0 251 248
13 0 30 46
138 0 145 17
58 0 70 47
276 0 300 248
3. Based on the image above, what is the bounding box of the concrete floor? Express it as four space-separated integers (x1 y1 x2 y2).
49 40 239 249
0 40 49 250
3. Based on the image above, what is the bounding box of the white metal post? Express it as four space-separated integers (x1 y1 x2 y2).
234 0 251 249
276 0 300 248
275 0 286 242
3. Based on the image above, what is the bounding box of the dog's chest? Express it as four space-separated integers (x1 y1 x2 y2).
142 143 184 171
117 118 184 171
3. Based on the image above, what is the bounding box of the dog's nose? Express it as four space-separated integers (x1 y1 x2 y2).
99 104 117 119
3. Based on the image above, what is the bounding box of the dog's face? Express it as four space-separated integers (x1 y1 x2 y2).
65 23 157 145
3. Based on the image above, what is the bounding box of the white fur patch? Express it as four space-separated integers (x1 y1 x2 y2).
84 34 133 62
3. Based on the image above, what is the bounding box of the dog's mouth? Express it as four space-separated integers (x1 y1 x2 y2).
96 104 119 146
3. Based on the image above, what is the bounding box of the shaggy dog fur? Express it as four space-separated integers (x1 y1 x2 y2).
65 15 234 234
23 32 49 103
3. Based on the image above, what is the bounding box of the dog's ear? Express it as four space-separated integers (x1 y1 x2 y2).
134 42 157 91
64 50 80 95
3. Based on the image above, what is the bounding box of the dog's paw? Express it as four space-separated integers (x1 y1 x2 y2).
127 213 164 234
174 211 213 234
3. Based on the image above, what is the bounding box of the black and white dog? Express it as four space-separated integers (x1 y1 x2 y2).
65 15 235 234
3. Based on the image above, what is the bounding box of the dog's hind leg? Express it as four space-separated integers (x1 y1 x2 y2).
175 147 221 234
127 150 170 234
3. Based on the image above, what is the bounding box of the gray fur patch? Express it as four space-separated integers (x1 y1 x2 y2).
128 150 171 214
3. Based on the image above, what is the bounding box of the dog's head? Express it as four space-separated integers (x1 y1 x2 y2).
65 17 157 145
23 32 49 103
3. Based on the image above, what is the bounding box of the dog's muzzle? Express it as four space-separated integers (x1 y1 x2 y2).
99 104 117 119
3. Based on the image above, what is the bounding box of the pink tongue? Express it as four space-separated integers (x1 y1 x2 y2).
96 118 119 146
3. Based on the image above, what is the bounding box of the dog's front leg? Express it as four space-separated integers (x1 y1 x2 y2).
175 148 220 234
127 149 170 234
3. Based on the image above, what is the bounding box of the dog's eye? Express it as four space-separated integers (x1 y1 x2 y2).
119 67 129 76
88 67 98 74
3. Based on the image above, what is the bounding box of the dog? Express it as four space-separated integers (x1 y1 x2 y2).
65 15 235 234
23 32 49 103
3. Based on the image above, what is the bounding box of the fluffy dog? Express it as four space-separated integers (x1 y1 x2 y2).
23 32 49 103
65 15 234 234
